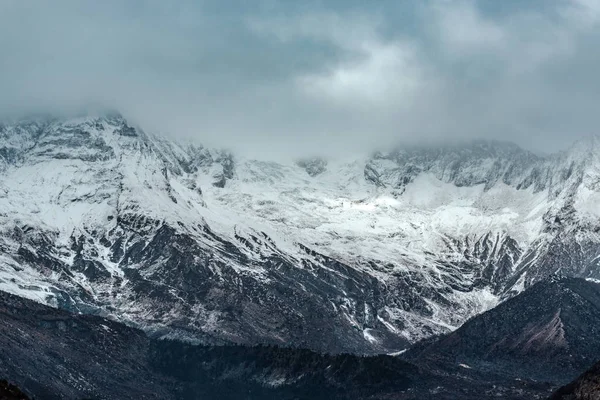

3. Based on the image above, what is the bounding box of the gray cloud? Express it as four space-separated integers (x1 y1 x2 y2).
1 0 599 159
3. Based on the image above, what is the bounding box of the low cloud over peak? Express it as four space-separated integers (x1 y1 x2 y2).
1 0 599 159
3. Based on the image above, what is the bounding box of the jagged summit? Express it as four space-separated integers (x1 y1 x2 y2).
1 114 600 354
366 138 541 192
385 138 536 158
563 133 600 154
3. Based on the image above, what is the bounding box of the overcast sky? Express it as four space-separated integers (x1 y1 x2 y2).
1 0 599 158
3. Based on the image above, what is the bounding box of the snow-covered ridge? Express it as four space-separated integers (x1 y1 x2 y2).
0 113 599 354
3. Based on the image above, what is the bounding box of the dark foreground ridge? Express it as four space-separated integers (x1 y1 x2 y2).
0 380 30 400
0 289 425 400
551 360 600 400
0 287 571 399
404 277 600 383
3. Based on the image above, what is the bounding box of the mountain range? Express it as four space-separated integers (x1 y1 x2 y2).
2 113 600 356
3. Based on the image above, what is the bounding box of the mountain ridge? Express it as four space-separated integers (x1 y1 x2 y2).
404 277 600 382
0 287 561 399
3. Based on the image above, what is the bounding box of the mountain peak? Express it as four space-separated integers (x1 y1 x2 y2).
563 134 600 159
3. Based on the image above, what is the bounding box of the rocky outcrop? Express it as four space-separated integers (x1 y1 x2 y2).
297 157 327 177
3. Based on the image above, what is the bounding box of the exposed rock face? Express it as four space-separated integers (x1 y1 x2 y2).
2 113 600 354
404 278 600 382
297 156 327 177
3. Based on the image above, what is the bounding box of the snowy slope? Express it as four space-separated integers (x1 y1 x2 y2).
1 113 599 354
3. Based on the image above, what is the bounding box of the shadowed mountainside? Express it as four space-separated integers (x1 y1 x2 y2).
404 278 600 383
0 380 30 400
0 289 428 399
0 288 564 399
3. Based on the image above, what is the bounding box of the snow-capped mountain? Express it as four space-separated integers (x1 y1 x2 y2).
1 113 600 354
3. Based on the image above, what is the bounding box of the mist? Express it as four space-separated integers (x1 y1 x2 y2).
1 0 600 159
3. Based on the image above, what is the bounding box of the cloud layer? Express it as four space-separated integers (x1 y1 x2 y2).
1 0 599 158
